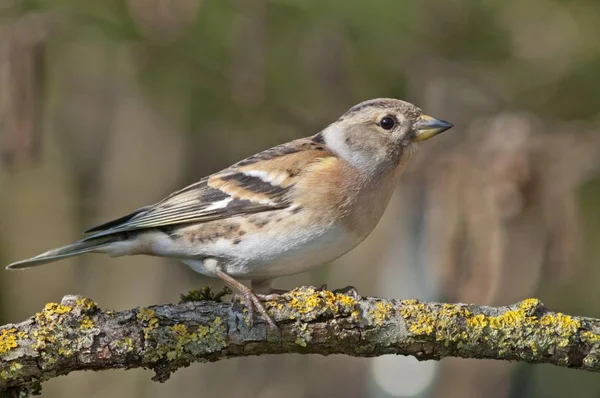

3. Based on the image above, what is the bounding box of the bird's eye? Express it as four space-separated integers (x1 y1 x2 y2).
379 117 395 130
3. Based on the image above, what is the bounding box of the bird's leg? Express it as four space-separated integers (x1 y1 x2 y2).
215 270 277 329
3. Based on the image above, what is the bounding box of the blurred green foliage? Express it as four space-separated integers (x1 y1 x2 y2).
8 0 600 122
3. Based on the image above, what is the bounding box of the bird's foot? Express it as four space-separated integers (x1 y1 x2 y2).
215 270 277 329
331 285 362 300
231 289 277 329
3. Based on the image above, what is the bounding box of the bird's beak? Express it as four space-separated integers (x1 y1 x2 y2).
413 114 453 142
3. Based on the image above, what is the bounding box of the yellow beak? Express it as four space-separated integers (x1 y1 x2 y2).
413 114 453 141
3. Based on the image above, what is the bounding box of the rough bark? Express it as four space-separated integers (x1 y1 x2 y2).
1 286 600 397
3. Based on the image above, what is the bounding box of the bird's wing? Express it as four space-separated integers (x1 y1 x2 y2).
83 134 330 239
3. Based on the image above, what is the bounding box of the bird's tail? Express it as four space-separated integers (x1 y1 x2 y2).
6 236 118 270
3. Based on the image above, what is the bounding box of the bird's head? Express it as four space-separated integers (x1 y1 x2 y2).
321 98 453 175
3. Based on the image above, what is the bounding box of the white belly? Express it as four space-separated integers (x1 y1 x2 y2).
179 223 361 280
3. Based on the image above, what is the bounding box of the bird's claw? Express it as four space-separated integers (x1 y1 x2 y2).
331 285 362 301
232 291 278 330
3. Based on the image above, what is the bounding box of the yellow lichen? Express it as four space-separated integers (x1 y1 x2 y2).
465 299 542 334
399 297 581 357
335 293 361 319
541 313 580 332
137 307 156 321
197 324 210 338
582 330 600 343
10 362 23 372
0 329 18 354
467 314 489 329
35 302 73 327
53 304 73 315
265 287 360 322
529 341 538 354
76 297 97 312
57 346 72 356
114 337 135 353
80 316 94 330
124 338 134 352
463 300 580 349
294 323 311 347
137 307 159 340
520 298 542 311
335 294 357 308
434 304 472 344
288 287 335 314
399 301 436 336
170 324 188 335
371 302 394 327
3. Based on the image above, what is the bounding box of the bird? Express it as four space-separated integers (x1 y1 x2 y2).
6 98 453 328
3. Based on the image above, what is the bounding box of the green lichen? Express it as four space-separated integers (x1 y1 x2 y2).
0 361 23 380
143 317 227 364
179 286 232 303
293 323 312 347
137 307 157 322
112 337 135 354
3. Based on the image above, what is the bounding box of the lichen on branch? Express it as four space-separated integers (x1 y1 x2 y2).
1 286 600 397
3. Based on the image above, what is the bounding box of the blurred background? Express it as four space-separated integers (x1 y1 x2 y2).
1 0 600 397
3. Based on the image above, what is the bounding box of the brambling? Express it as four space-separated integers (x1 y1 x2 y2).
7 98 452 328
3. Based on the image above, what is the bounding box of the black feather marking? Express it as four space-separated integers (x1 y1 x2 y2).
200 186 230 203
311 132 325 144
219 172 290 200
83 206 152 234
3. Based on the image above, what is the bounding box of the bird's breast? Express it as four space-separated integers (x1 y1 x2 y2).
165 161 399 279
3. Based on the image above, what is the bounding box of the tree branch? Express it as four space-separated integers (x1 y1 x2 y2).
2 286 600 396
